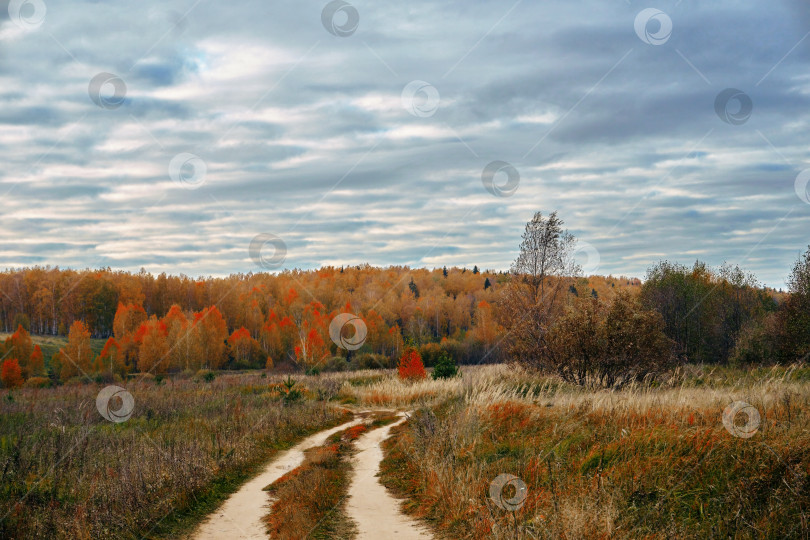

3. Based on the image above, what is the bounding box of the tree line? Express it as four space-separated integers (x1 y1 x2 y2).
2 211 804 388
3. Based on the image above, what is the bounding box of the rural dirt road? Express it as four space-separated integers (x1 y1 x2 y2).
191 418 361 540
346 414 433 539
191 412 431 539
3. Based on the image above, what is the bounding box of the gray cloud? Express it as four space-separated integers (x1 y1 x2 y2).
0 0 808 287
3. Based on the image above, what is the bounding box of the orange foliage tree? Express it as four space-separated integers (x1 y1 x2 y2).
1 359 23 388
29 345 44 377
58 321 93 381
113 302 147 339
137 317 169 374
190 306 228 370
292 302 331 369
5 325 33 378
94 337 128 377
162 304 190 371
227 327 262 368
113 302 147 372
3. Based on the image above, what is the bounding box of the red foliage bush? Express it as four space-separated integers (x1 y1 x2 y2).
397 348 426 380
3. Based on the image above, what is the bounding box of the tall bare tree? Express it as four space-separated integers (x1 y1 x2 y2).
499 211 578 368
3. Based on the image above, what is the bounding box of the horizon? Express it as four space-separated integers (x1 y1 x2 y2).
3 1 810 289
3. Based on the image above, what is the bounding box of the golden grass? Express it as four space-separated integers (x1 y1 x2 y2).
377 363 810 539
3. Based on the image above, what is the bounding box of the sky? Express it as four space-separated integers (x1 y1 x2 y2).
1 0 809 288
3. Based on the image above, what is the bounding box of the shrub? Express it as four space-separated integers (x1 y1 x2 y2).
24 376 51 389
545 293 674 387
419 343 443 367
318 356 349 372
350 353 391 370
730 315 780 365
431 352 458 380
397 348 426 380
93 371 117 384
196 369 216 383
281 376 303 404
438 338 468 364
306 365 322 376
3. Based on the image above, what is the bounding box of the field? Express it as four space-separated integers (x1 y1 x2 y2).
1 363 808 539
379 364 810 538
0 371 351 539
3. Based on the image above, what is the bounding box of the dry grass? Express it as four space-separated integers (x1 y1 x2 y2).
339 362 810 414
336 364 518 407
4 363 809 539
0 374 350 539
379 363 810 539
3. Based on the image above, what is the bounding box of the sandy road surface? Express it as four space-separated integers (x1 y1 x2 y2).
345 414 433 539
191 419 361 540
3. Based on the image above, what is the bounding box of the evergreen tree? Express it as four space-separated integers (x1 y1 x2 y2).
408 278 420 298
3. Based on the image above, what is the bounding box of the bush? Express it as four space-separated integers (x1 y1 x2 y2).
419 343 443 367
281 376 303 404
431 352 458 380
438 338 467 364
397 348 426 380
421 339 487 367
196 369 216 382
24 376 51 388
730 315 780 365
350 353 392 370
93 371 117 384
319 356 349 372
545 293 674 387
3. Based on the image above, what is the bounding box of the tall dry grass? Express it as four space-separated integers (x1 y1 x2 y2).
379 363 810 539
0 373 349 539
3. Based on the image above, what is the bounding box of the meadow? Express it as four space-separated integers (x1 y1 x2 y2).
377 364 810 539
1 363 808 538
0 371 351 539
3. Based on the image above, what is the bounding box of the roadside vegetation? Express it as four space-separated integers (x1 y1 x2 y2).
0 374 350 539
380 364 810 539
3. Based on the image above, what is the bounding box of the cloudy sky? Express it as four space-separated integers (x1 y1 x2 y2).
1 0 809 287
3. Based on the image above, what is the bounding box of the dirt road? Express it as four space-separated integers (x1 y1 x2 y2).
191 412 430 539
345 414 433 539
191 419 360 540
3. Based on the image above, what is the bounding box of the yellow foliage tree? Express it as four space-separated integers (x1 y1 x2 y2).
59 321 93 381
